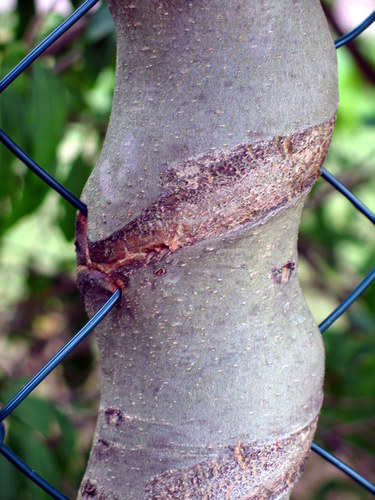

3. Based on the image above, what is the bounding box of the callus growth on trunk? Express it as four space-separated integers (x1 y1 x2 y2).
76 1 338 498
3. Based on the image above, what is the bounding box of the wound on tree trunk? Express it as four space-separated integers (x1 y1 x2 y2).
76 1 338 498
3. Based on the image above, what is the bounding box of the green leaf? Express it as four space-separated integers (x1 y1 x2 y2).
0 454 21 500
12 396 58 436
0 59 68 235
28 62 67 169
54 409 77 468
6 419 59 500
313 479 369 500
19 430 60 500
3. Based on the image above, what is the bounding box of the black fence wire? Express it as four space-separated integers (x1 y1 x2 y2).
0 1 375 498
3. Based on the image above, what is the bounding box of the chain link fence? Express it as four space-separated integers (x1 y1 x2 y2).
0 1 374 498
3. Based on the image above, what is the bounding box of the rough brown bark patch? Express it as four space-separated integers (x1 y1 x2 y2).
79 417 317 499
76 116 335 294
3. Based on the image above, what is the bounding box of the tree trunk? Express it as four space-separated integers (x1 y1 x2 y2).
76 1 338 498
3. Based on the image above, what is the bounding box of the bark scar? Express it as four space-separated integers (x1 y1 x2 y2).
271 261 296 284
76 117 335 291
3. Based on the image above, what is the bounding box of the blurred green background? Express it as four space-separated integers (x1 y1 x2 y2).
0 1 374 498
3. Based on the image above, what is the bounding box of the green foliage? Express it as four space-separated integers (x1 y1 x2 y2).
0 383 79 499
313 480 370 500
0 2 114 497
0 61 67 233
0 1 115 239
297 16 375 494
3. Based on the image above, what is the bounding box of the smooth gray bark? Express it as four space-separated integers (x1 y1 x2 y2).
76 1 338 498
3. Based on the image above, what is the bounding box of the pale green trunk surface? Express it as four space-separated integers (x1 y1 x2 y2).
76 1 338 498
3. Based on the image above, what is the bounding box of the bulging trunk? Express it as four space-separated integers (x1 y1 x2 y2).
76 1 338 498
